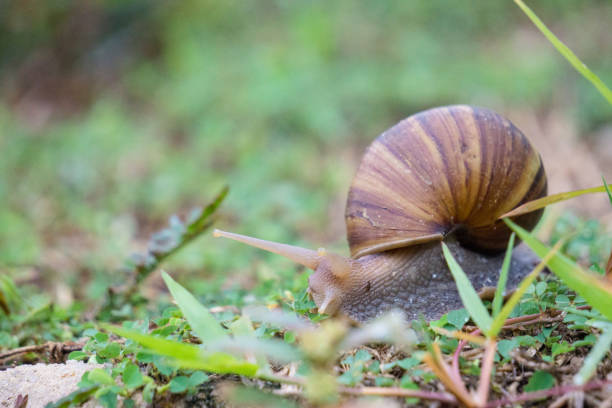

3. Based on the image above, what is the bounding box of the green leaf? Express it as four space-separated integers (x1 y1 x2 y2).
535 282 547 296
161 271 226 342
337 369 363 386
122 362 144 390
441 243 492 334
551 341 574 358
96 388 118 408
143 382 155 403
514 0 612 105
397 357 420 370
429 314 448 329
169 376 189 393
555 294 570 307
446 309 469 330
87 368 115 386
497 339 517 360
68 351 88 361
574 324 612 385
122 398 135 408
400 377 420 404
573 334 597 348
77 372 95 388
98 342 121 359
102 324 258 376
354 349 372 363
284 331 296 344
374 376 394 387
188 371 209 387
524 370 555 392
492 233 515 317
505 219 612 322
136 351 154 363
152 355 178 376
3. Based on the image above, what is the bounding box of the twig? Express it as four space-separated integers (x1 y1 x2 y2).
484 380 612 407
260 371 458 404
0 344 48 360
338 385 457 404
257 373 306 386
475 339 497 406
448 307 573 405
424 343 475 407
501 315 564 330
0 341 85 365
511 349 574 373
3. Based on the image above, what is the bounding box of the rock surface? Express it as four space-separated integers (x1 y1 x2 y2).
0 361 103 408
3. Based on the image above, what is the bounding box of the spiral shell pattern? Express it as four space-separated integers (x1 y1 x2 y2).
346 105 547 258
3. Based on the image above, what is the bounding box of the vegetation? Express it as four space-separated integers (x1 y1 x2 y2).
1 1 611 407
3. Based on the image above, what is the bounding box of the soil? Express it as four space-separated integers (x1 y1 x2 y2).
0 361 103 408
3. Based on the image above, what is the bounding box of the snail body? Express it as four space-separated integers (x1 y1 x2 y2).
215 105 547 322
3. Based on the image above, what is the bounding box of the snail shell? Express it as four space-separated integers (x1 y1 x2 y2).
347 105 546 258
215 105 547 322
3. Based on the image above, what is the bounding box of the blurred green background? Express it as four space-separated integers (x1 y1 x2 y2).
1 1 611 305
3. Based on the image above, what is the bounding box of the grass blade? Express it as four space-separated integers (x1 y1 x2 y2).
574 324 612 385
0 275 23 315
488 240 563 338
603 176 612 207
500 185 606 218
492 233 515 317
102 324 258 376
441 242 493 335
185 186 229 236
505 219 612 322
514 0 612 105
138 186 229 283
162 271 227 342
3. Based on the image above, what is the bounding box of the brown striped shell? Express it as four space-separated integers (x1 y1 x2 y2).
346 105 547 258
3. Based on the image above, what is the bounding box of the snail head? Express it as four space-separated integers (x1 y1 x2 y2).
213 229 352 315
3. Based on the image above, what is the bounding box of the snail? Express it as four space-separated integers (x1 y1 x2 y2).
214 105 547 322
